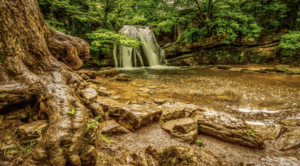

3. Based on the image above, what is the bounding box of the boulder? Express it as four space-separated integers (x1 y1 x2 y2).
162 118 198 143
114 73 132 81
118 104 162 131
277 129 300 150
98 87 112 96
16 120 47 140
118 146 159 166
99 120 130 136
159 146 221 166
197 112 265 149
81 88 98 102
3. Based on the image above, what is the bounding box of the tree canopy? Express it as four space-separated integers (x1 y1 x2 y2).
38 0 300 63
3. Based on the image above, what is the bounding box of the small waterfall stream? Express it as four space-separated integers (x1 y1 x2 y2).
113 25 165 68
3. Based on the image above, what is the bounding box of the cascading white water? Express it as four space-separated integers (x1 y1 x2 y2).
113 25 165 68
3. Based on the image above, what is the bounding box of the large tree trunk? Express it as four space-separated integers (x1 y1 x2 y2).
0 0 94 165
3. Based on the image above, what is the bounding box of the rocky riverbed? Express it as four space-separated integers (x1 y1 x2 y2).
0 66 300 165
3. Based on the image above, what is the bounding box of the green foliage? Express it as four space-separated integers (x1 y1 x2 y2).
86 28 143 55
159 117 165 124
68 105 76 116
195 139 203 147
182 28 206 43
85 117 99 134
279 31 300 62
100 132 111 143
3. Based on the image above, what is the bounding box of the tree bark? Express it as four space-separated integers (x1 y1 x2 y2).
0 0 94 165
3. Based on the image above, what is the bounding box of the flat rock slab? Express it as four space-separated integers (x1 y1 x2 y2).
118 104 162 131
197 111 265 149
99 120 129 136
243 156 300 166
249 124 286 140
160 105 185 122
159 146 221 166
17 120 47 140
114 73 132 81
162 118 198 143
277 129 300 150
81 88 98 101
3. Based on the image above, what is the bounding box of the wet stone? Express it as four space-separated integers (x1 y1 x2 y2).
280 118 300 126
148 86 157 89
188 90 201 96
250 124 286 140
99 120 130 136
81 88 98 101
118 104 162 131
162 118 198 143
98 87 112 96
114 73 132 81
243 156 300 166
277 129 300 150
160 105 185 122
197 112 265 149
16 120 47 140
159 146 221 166
97 68 119 78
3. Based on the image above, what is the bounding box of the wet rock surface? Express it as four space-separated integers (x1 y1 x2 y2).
250 124 286 140
118 104 162 131
81 87 98 101
196 112 265 149
162 118 198 143
276 129 300 150
99 120 130 136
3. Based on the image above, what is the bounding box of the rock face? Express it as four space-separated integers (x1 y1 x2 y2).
196 112 265 149
159 146 221 166
99 120 130 136
162 118 198 143
277 129 300 150
119 146 159 166
118 104 162 131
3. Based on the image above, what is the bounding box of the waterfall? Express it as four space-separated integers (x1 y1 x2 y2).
113 25 165 68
